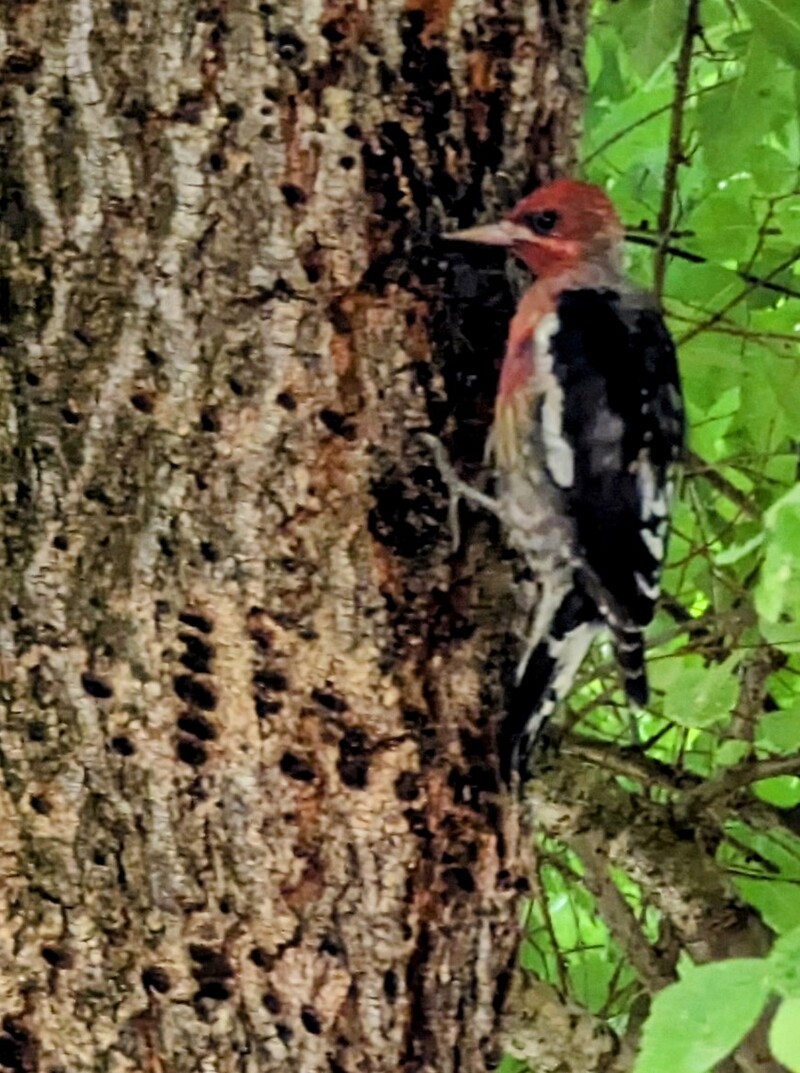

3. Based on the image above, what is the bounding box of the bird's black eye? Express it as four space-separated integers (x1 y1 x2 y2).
522 210 559 235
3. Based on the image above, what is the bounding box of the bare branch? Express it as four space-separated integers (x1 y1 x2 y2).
562 740 679 793
653 0 702 298
680 755 800 814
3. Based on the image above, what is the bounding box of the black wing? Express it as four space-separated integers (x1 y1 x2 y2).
545 287 684 627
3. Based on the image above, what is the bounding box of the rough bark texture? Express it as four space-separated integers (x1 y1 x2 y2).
1 1 587 1070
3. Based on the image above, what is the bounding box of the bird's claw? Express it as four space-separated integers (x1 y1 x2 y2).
419 433 465 551
419 433 505 552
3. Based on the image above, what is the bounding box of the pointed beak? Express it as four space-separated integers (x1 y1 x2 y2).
444 220 532 246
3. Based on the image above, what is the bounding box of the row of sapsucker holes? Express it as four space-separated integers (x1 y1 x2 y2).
247 606 372 788
140 940 362 1032
76 607 426 802
172 609 218 766
166 605 370 784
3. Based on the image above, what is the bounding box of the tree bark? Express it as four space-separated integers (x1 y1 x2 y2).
1 1 587 1069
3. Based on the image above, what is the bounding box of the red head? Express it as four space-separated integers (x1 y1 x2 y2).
448 179 624 278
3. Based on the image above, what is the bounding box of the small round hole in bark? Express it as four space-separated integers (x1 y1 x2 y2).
173 674 217 711
275 31 306 63
199 541 219 563
279 752 315 782
129 392 154 413
262 992 281 1013
177 738 207 766
142 966 171 993
394 771 420 802
279 183 305 207
310 687 347 712
300 1007 322 1034
177 712 217 741
199 406 220 432
110 735 135 756
41 945 72 968
194 981 231 1001
80 672 113 699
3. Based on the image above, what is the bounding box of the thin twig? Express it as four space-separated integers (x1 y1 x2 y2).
654 0 702 299
677 250 800 346
626 233 800 301
684 452 759 519
665 310 800 345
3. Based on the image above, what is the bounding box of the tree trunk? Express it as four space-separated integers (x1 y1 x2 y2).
1 1 587 1069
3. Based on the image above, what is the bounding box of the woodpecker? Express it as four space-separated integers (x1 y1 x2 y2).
447 179 684 778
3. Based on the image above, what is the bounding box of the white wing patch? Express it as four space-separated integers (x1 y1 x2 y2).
640 528 664 560
536 313 575 489
635 572 660 600
520 621 598 745
548 622 598 697
637 457 668 519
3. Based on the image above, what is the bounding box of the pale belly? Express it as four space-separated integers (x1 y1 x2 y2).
493 431 577 658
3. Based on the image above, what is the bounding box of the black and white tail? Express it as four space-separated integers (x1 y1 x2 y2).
502 588 599 780
611 622 649 707
501 588 650 781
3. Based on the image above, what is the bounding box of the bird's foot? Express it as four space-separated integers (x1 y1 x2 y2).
419 433 504 551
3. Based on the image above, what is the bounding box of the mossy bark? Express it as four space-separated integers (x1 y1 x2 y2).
0 1 587 1069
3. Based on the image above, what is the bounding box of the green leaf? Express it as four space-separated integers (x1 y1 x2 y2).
715 533 764 566
496 1056 530 1073
749 144 798 193
656 656 739 729
604 0 686 77
734 879 800 934
756 485 800 624
754 776 800 809
684 182 758 262
770 998 800 1071
757 706 800 752
635 960 771 1073
768 926 800 997
697 37 770 177
740 0 800 66
725 823 800 878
